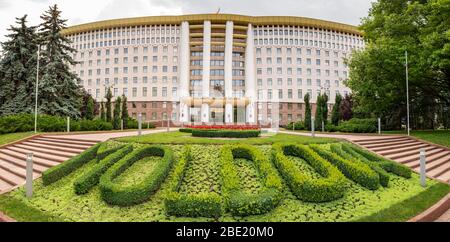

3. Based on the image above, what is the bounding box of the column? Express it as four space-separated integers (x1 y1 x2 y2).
202 21 211 123
179 21 190 123
224 21 234 123
245 23 256 124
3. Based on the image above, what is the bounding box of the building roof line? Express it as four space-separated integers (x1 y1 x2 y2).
62 14 362 36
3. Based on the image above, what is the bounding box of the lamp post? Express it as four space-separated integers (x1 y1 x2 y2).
34 46 41 134
405 50 411 136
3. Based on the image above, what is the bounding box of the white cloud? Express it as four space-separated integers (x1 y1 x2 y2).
0 0 374 44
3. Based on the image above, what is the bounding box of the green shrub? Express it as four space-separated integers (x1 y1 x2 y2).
286 121 305 131
338 144 390 187
345 144 412 178
337 118 377 133
73 145 132 195
192 129 261 138
42 143 101 185
316 144 380 190
99 145 174 206
164 146 223 218
271 143 347 202
0 113 113 134
127 118 156 129
220 145 283 216
179 128 193 133
310 144 380 190
325 124 339 132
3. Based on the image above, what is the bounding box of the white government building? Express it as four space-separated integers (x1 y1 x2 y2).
65 14 364 126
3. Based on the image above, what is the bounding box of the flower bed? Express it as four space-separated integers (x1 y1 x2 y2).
192 129 261 138
184 125 260 130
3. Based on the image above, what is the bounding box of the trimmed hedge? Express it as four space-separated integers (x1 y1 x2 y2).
337 118 377 133
73 145 132 195
316 144 380 190
192 129 261 138
99 145 174 206
271 143 347 202
338 144 390 187
220 144 283 216
42 143 101 186
0 113 113 134
179 128 193 133
164 146 222 218
343 144 412 178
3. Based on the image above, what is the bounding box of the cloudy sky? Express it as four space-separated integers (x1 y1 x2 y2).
0 0 374 43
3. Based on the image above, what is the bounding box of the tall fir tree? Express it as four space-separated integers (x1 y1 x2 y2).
322 93 329 125
121 95 129 129
38 4 83 118
113 97 121 130
304 93 312 131
315 94 324 129
105 88 112 122
331 93 343 126
0 15 38 115
86 97 94 120
100 101 106 121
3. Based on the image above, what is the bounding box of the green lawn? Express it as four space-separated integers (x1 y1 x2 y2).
117 131 339 145
0 132 36 146
0 138 447 222
384 130 450 148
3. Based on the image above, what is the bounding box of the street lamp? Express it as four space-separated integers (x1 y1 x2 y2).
34 45 43 134
405 50 411 136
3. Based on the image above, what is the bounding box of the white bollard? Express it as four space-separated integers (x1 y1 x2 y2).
26 153 33 198
311 117 315 138
67 116 70 133
378 118 381 135
322 121 325 132
121 119 124 131
138 113 142 136
420 148 427 187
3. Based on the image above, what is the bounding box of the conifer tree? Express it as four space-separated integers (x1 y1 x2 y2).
304 93 312 131
0 15 38 115
105 88 112 122
331 93 343 126
113 97 121 130
86 97 94 120
121 95 129 129
38 4 83 118
100 101 106 121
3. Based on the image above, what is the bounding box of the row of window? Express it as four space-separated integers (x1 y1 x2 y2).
256 89 348 100
79 76 178 86
79 65 178 76
256 68 347 78
77 46 177 59
257 78 341 88
254 38 359 51
256 57 343 67
88 87 178 99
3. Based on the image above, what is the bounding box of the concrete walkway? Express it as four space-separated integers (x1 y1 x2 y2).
0 128 174 194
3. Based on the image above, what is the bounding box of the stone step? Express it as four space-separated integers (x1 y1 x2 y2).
0 160 40 179
12 143 76 159
396 148 445 164
403 152 450 170
354 137 410 145
0 153 48 173
364 139 421 149
0 179 11 192
376 143 430 156
40 136 101 144
370 141 424 152
386 146 440 160
437 172 450 183
427 161 450 178
21 141 85 154
0 167 24 186
5 146 67 163
37 137 98 146
27 139 92 150
0 149 59 168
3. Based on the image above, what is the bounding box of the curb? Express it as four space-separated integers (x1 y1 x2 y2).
409 193 450 222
